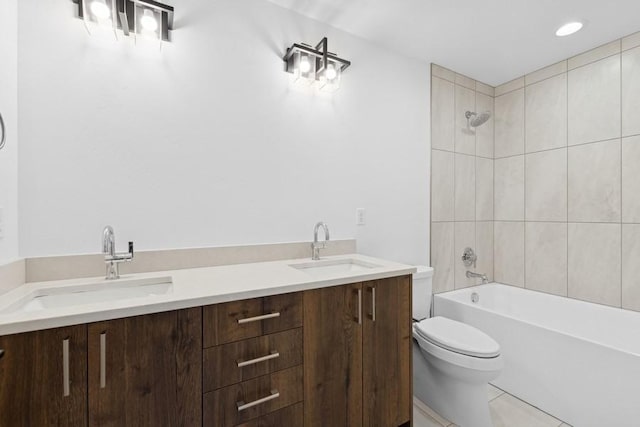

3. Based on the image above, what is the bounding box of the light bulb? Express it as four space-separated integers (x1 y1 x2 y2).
299 56 311 74
90 0 111 20
325 64 337 81
140 9 158 32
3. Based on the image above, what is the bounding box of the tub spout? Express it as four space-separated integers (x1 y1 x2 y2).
466 270 488 284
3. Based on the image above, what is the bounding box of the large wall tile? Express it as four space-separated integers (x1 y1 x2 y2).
495 77 524 97
431 222 455 294
432 64 455 82
431 150 454 221
495 156 524 221
525 74 567 152
622 135 640 222
525 60 567 86
494 221 525 287
431 77 455 151
568 223 621 307
568 140 621 222
495 89 525 157
455 85 476 155
622 47 640 137
622 224 640 311
526 149 567 221
455 222 477 288
525 222 568 296
622 31 640 51
476 92 494 158
454 154 475 221
476 157 494 221
568 55 621 145
476 221 494 282
568 40 621 70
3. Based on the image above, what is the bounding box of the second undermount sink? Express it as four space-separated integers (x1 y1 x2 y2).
0 276 173 315
290 258 382 277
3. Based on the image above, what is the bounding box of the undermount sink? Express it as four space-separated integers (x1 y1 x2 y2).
290 258 382 277
0 276 173 315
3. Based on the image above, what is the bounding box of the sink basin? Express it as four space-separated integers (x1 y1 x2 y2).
290 258 382 277
0 276 173 314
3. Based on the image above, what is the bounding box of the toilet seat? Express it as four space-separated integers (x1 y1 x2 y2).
414 317 500 358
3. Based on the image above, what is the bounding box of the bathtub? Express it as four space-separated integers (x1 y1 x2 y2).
433 283 640 427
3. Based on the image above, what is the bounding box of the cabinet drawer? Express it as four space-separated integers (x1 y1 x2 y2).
203 365 303 427
203 292 303 347
235 402 303 427
204 328 303 392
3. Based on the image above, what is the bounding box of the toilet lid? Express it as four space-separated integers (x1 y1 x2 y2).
414 317 500 358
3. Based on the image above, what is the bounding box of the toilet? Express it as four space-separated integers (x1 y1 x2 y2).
412 266 503 427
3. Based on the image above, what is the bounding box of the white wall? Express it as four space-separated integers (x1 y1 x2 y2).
18 0 431 265
0 0 19 264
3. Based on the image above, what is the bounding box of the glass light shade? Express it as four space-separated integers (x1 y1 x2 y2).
318 61 341 92
292 51 316 86
82 0 117 39
140 9 159 32
134 5 162 50
90 0 111 19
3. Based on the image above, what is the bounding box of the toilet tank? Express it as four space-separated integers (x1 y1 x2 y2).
413 266 434 320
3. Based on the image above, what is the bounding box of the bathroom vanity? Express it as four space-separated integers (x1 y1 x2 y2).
0 255 414 427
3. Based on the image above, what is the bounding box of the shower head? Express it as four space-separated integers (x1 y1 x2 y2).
465 111 491 128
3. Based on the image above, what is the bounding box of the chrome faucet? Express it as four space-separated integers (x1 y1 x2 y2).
466 270 488 284
311 222 330 260
102 226 134 280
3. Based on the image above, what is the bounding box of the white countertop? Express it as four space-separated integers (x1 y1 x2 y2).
0 254 416 335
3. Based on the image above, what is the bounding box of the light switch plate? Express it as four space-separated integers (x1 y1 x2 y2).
356 208 366 226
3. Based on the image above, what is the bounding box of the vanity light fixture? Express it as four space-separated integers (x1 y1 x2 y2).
283 37 351 92
76 0 174 42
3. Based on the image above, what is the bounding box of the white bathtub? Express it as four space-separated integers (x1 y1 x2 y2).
433 283 640 427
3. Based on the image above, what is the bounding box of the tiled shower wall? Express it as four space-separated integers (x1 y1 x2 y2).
493 31 640 311
430 65 495 293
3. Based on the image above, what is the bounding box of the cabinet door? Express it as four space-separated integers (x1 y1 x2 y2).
0 325 88 427
303 283 363 427
363 276 412 427
88 308 202 427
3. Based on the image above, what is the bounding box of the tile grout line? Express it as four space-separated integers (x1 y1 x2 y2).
620 52 623 309
566 63 570 298
523 76 527 290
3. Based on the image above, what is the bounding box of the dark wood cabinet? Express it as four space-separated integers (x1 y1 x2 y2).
303 282 363 427
303 276 412 427
362 276 412 427
0 325 88 427
88 308 202 427
0 274 409 427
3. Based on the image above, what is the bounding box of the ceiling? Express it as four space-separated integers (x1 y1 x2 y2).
266 0 640 86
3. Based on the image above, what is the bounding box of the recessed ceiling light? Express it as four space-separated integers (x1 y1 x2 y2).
556 22 583 37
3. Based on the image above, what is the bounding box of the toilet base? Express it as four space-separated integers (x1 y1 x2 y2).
413 342 497 427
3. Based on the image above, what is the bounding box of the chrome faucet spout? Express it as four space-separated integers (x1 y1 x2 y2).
102 226 134 280
311 222 330 260
466 270 488 284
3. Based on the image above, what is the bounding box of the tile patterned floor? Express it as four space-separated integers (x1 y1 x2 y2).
413 384 571 427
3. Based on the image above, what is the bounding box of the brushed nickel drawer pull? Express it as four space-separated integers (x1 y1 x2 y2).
0 349 4 359
237 351 280 368
356 289 362 325
100 333 106 389
368 287 377 322
236 389 280 412
63 338 70 397
237 312 280 324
